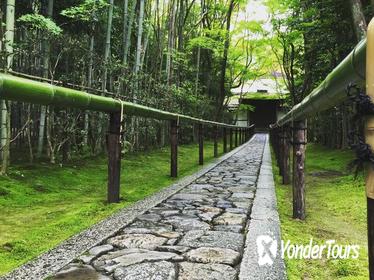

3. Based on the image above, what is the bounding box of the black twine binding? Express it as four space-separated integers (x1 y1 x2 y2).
346 84 374 176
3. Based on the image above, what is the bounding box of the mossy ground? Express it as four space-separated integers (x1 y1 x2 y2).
273 144 368 279
0 140 226 275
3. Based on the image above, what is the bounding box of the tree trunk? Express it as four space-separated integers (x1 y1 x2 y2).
1 0 15 174
123 0 137 66
84 33 95 147
349 0 367 41
103 0 114 94
134 0 145 74
37 0 53 158
217 0 235 121
97 0 114 152
166 0 177 85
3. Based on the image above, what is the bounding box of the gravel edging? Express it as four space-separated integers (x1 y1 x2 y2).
239 134 287 280
1 137 256 280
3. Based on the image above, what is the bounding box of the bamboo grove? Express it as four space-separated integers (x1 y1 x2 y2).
0 0 273 173
2 0 374 174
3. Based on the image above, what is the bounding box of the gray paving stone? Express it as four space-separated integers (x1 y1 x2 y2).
113 261 176 280
213 212 247 225
178 230 244 252
163 215 211 232
79 244 114 264
156 245 191 253
93 248 180 273
137 213 162 222
107 234 168 250
231 192 255 199
184 247 240 265
122 220 173 235
178 262 237 280
169 193 208 202
53 264 111 279
225 207 248 214
89 244 114 256
213 224 243 233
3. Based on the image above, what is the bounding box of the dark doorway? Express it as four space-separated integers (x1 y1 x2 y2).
243 99 279 129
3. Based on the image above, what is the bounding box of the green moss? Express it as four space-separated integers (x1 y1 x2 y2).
230 92 289 100
0 140 225 275
272 144 368 279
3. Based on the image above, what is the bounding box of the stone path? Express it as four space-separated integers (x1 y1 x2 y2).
2 133 286 280
52 134 266 280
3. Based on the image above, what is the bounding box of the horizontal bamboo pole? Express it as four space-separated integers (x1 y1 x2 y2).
273 38 366 128
365 18 374 279
0 73 252 129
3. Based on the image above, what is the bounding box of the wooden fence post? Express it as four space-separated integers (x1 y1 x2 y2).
223 127 227 153
235 128 238 147
107 112 121 203
214 125 218 157
198 123 204 165
282 126 291 184
278 128 283 176
230 128 233 150
170 119 178 177
292 120 307 220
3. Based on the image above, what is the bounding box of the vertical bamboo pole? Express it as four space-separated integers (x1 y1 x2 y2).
107 112 121 203
223 127 227 153
365 19 374 279
292 120 306 220
214 125 218 157
229 128 233 150
198 123 204 165
170 119 178 177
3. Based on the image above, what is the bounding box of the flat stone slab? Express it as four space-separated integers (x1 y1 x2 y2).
231 192 254 199
178 230 244 252
113 261 175 280
79 244 114 264
178 262 237 280
213 212 247 226
107 234 167 250
93 248 180 273
184 247 240 265
164 215 211 232
122 220 173 235
53 264 110 280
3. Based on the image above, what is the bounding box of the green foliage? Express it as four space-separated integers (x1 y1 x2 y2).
232 92 288 100
267 0 355 105
60 0 109 21
237 103 254 112
17 14 62 36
